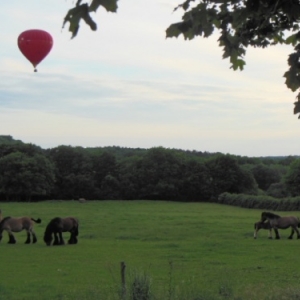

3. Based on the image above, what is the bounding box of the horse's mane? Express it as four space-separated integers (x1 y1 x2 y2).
44 218 60 244
262 212 281 219
0 216 11 229
44 217 61 234
44 218 54 233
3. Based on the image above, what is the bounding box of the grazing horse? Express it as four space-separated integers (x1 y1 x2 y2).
0 216 42 244
261 211 300 239
43 217 79 246
253 221 273 239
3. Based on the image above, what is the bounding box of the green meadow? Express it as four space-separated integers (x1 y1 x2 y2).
0 200 300 300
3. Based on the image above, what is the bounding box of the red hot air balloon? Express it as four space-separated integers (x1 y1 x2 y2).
18 29 53 72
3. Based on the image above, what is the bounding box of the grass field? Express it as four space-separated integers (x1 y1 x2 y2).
0 200 300 300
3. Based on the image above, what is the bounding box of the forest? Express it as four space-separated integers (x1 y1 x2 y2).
0 135 299 209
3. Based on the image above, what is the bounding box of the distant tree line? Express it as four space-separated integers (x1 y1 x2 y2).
0 135 299 203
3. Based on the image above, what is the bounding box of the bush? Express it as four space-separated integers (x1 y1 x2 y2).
129 270 152 300
267 182 290 198
216 193 300 211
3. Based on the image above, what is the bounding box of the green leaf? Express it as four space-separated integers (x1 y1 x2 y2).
283 70 300 92
166 23 182 38
89 0 118 13
294 100 300 117
63 4 97 38
63 5 85 38
286 34 298 46
166 21 194 39
228 48 246 71
230 59 246 71
236 59 246 71
272 33 285 44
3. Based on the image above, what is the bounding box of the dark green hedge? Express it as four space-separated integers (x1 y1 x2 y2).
215 192 300 211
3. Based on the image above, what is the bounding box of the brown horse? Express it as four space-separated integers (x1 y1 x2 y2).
43 217 79 246
0 216 42 244
253 221 273 239
261 211 300 239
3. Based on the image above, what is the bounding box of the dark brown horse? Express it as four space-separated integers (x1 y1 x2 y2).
0 216 42 244
261 211 300 239
253 221 272 239
43 217 79 246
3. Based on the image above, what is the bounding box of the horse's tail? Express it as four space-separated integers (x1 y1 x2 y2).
31 218 42 224
0 217 11 241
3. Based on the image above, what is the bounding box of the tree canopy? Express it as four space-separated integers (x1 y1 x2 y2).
0 136 299 202
65 0 300 117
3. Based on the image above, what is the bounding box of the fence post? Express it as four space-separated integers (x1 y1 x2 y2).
121 261 126 300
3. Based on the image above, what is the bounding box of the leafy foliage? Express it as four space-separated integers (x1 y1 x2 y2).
267 182 289 198
63 0 118 39
284 158 300 196
165 0 300 117
205 154 257 198
250 164 281 191
63 0 300 117
48 145 95 199
217 192 300 211
0 136 297 202
0 152 55 201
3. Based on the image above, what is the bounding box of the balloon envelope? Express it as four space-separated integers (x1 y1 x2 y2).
18 29 53 71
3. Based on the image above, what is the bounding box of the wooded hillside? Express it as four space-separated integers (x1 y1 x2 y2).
0 135 299 207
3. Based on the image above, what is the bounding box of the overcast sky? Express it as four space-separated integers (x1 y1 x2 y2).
0 1 299 157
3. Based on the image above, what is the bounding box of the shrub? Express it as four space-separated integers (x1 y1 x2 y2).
216 193 300 211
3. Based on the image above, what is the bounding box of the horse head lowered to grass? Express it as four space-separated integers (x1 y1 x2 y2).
253 220 273 239
260 211 300 240
44 217 79 246
0 214 42 244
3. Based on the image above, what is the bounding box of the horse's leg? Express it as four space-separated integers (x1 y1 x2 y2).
274 228 280 239
68 232 74 244
253 228 258 239
69 229 78 244
31 230 37 244
73 226 78 244
268 229 273 239
8 232 16 244
70 231 78 244
294 226 300 239
288 227 295 239
58 231 65 245
53 232 60 245
73 235 78 244
25 230 31 244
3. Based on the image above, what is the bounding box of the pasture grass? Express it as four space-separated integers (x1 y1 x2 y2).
0 201 300 299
